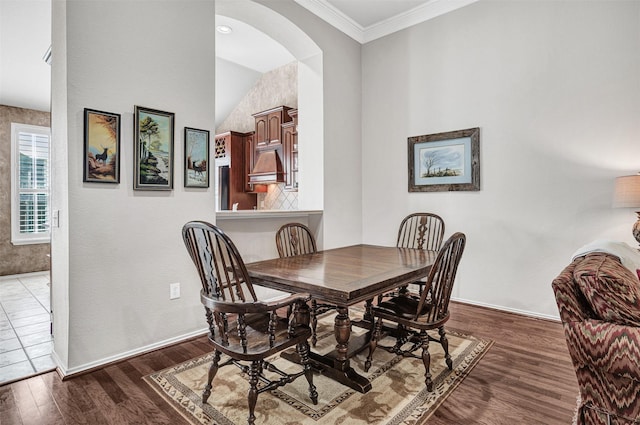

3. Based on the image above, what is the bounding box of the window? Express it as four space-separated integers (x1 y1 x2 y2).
11 123 51 245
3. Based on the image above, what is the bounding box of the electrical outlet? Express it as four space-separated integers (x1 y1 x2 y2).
169 282 181 299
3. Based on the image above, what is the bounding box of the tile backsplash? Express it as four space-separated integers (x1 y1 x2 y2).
258 184 298 210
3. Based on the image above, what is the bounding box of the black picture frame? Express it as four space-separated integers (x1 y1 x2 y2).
184 127 210 188
134 106 175 190
408 127 480 192
83 108 121 183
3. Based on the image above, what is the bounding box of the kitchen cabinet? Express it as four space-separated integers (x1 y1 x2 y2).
253 106 293 148
214 131 256 210
282 109 298 191
248 105 294 185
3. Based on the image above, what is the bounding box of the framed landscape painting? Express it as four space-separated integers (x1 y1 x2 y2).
184 127 210 188
83 108 120 183
134 106 175 190
408 127 480 192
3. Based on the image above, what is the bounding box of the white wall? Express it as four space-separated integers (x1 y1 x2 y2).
52 0 216 373
50 0 70 369
50 0 620 372
361 0 640 319
254 0 363 248
215 57 261 129
51 0 362 373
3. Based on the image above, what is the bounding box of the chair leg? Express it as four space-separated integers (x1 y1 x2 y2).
363 299 373 322
202 351 220 404
438 326 452 370
310 299 318 347
247 360 261 425
365 317 383 372
393 324 407 354
297 341 318 404
420 330 433 391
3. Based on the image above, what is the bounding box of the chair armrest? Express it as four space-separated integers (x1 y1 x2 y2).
200 290 311 314
258 293 312 310
565 319 640 381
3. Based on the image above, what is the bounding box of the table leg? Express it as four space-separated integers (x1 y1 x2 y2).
334 306 350 361
317 306 372 393
282 306 373 393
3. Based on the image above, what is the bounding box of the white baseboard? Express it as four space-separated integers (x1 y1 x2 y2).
51 299 560 377
49 349 65 377
54 327 209 378
452 297 560 322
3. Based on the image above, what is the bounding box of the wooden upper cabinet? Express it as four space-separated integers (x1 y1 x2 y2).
254 115 268 147
253 106 293 148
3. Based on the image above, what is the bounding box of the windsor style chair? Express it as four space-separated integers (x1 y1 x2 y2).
378 213 445 302
275 222 335 346
365 232 466 392
182 221 318 425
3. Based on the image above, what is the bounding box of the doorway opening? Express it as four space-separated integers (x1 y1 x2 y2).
0 271 55 385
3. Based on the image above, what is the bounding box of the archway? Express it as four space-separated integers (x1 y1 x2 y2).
216 0 324 210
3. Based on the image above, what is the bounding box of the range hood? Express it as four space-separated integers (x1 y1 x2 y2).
248 150 285 184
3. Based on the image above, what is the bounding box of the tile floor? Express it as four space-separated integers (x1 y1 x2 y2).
0 271 55 385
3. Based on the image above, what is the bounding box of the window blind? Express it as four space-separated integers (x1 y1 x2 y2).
17 130 50 235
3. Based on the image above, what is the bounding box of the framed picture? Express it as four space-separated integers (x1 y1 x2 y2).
184 127 210 188
408 127 480 192
134 106 175 190
83 108 121 183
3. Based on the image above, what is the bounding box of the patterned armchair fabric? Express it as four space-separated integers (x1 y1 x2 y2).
553 253 640 425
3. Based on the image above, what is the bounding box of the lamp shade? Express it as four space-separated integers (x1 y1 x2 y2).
613 174 640 208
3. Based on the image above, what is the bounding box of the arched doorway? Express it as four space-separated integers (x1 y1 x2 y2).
216 0 324 211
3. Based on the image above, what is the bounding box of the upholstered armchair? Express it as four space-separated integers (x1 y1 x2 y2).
552 253 640 425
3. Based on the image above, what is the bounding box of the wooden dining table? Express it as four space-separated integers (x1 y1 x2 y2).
245 244 437 393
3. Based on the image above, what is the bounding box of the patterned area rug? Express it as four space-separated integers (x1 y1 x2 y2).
145 312 492 425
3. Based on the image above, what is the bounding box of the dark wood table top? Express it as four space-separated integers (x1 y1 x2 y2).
245 244 437 305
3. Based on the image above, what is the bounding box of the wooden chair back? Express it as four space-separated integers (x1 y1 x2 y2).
182 220 257 304
397 213 445 251
414 232 466 322
276 223 317 258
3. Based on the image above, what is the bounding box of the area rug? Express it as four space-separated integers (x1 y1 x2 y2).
145 312 492 425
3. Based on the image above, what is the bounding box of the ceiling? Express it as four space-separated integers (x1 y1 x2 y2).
295 0 478 43
0 0 476 113
0 0 52 112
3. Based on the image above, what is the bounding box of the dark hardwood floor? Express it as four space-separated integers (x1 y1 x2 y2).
0 301 578 424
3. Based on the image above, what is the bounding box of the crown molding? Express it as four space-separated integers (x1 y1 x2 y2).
295 0 478 44
295 0 365 42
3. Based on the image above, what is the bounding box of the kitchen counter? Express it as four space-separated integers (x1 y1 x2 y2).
216 209 323 220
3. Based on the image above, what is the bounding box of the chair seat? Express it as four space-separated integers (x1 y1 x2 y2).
210 313 311 361
376 296 432 320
